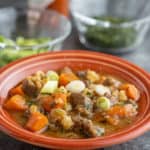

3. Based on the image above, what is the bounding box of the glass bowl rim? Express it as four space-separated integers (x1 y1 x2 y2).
0 8 72 51
71 11 150 28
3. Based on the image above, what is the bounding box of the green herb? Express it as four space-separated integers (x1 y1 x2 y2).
85 16 137 49
16 36 51 47
26 100 36 106
0 36 52 67
0 48 47 67
0 35 15 46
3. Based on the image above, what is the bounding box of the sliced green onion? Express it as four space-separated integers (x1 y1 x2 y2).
66 80 85 93
41 80 58 94
96 96 111 110
46 71 59 81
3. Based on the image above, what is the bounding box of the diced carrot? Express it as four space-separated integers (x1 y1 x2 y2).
59 73 78 86
41 93 67 112
93 112 105 122
41 96 54 112
9 85 24 96
107 105 126 117
120 83 139 100
26 112 48 132
54 92 67 109
4 95 27 111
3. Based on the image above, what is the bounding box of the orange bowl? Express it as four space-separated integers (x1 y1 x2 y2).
0 50 150 150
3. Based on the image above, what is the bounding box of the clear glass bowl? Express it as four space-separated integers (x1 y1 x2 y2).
70 0 150 53
0 7 71 67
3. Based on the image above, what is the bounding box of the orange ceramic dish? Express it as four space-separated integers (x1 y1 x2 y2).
0 50 150 150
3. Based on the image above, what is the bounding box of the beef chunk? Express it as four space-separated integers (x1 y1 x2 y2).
103 77 115 86
76 71 86 80
38 95 57 112
69 93 85 107
103 77 121 87
69 93 93 117
76 70 90 87
48 122 61 131
73 116 104 137
69 93 93 109
22 72 45 98
22 78 41 97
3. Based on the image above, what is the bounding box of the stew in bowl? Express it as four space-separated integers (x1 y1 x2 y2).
4 67 140 138
0 50 150 150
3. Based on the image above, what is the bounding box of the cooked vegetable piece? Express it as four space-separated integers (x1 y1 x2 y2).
96 96 111 110
46 71 59 81
112 90 119 98
120 83 139 100
40 93 67 112
4 95 27 111
119 90 128 101
49 108 73 130
65 103 72 111
41 80 58 94
94 84 111 96
61 115 74 130
29 105 39 113
56 86 67 94
107 105 126 117
66 80 85 93
93 112 105 122
54 92 67 109
9 85 24 96
50 108 67 121
40 95 53 112
59 73 78 86
87 70 100 83
26 112 48 132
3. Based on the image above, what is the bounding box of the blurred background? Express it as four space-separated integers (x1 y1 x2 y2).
0 0 150 150
0 0 150 70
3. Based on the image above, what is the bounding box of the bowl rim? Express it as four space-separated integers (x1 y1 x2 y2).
0 50 150 149
0 8 72 51
71 10 150 28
